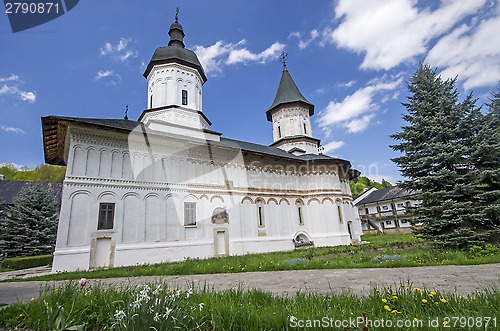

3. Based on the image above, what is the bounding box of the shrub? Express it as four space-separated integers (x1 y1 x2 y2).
0 254 53 270
469 244 500 258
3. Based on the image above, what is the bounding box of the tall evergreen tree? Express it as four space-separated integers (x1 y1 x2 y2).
391 65 498 248
0 184 58 258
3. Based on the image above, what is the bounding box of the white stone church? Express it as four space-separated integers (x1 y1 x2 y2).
42 15 362 272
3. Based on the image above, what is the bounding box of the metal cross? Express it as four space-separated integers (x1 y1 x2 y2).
175 7 179 22
124 105 129 120
279 51 288 66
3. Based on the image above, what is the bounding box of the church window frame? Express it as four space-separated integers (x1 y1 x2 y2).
98 203 115 230
184 202 196 226
296 200 304 226
337 204 344 224
182 90 188 105
256 199 265 228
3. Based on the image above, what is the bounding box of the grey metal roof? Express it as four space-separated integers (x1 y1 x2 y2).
266 66 314 121
355 186 420 205
41 116 358 179
0 180 62 205
143 19 207 82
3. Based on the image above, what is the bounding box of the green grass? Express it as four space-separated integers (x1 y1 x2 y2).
0 282 498 330
8 233 500 283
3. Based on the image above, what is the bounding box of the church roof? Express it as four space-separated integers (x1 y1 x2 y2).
266 65 314 121
0 180 62 206
355 186 420 206
143 15 207 82
41 115 359 179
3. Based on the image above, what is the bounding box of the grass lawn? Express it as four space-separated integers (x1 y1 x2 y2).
0 281 498 330
10 233 499 283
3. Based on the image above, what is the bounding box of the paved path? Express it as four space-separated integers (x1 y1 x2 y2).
1 264 499 306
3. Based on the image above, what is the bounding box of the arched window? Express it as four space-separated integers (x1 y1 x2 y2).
296 200 304 226
256 198 265 227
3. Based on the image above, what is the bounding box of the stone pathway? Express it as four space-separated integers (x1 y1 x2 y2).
1 263 499 306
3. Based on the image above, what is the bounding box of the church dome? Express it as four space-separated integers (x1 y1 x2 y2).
143 12 207 83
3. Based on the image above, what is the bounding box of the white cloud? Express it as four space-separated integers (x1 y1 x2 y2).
290 29 319 49
426 14 500 89
318 75 403 133
227 41 285 65
94 70 121 85
327 0 487 70
322 140 345 153
345 113 376 133
336 80 356 88
194 40 285 74
0 76 36 103
0 74 19 82
0 125 25 134
99 38 137 62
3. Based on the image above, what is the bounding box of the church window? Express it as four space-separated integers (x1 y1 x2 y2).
298 205 304 225
296 200 304 225
184 202 196 226
337 205 344 224
278 126 281 138
182 90 188 105
150 95 153 108
258 206 264 227
98 203 115 230
303 123 307 134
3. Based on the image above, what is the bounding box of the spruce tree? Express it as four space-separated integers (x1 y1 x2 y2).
391 65 497 248
0 184 58 258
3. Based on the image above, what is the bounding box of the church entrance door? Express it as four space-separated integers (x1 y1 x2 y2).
94 238 112 268
214 229 229 256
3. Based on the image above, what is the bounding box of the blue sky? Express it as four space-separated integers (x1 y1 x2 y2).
1 0 499 183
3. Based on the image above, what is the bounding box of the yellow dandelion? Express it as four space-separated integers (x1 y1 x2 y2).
440 298 447 303
386 285 391 289
30 297 35 301
421 299 428 303
384 305 391 311
19 314 23 317
414 287 423 292
413 318 418 321
392 295 398 299
84 292 89 296
391 310 398 314
375 289 380 293
397 311 402 315
382 298 387 303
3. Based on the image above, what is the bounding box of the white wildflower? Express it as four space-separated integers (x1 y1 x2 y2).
198 303 204 311
153 312 161 322
163 307 173 319
114 310 126 320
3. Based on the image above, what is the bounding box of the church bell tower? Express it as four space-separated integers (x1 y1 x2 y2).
267 53 320 155
138 9 218 141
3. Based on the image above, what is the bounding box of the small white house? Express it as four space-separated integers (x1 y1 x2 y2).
354 186 421 234
42 15 362 272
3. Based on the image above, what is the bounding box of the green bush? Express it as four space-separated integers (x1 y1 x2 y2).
469 244 500 258
0 254 53 270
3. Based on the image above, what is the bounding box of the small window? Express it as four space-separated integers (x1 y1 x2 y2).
401 220 408 224
337 205 343 224
278 126 281 138
184 202 196 226
405 201 411 208
303 123 307 134
257 206 266 227
150 95 153 108
298 205 304 225
396 203 404 208
382 205 389 211
98 203 115 230
365 207 369 215
385 220 392 225
182 90 188 105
